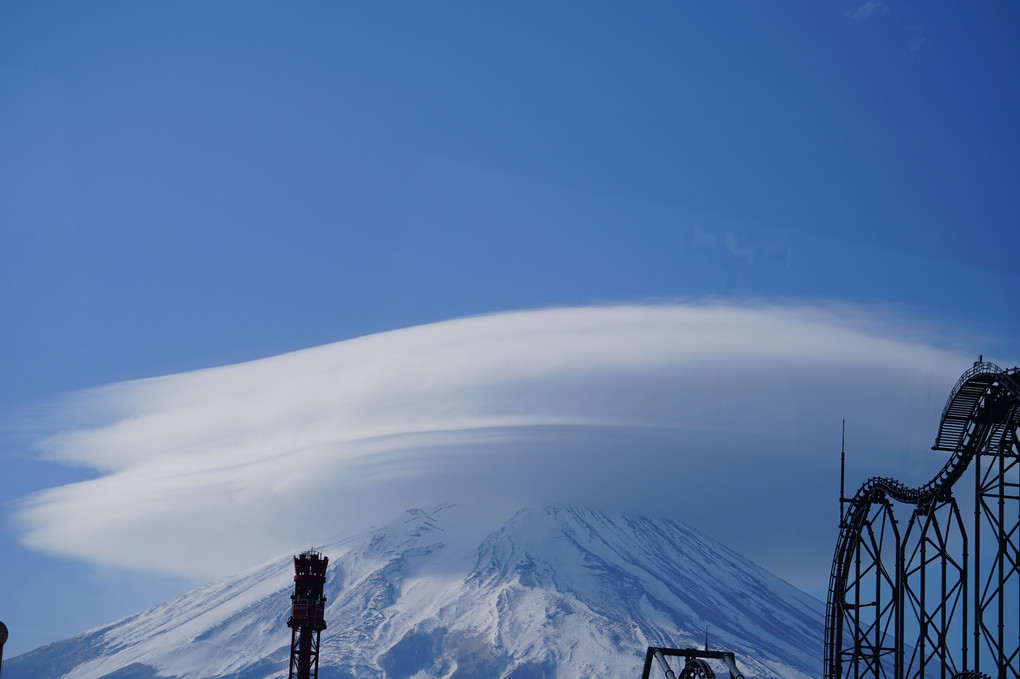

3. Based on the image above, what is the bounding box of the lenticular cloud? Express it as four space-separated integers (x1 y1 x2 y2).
18 303 969 581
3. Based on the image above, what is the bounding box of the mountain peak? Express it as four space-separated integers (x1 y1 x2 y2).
7 506 822 679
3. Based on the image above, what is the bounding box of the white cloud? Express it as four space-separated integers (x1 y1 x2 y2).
17 302 974 593
847 1 887 22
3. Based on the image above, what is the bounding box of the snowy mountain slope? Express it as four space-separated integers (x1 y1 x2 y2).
5 505 824 679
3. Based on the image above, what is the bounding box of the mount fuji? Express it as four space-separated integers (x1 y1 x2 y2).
5 505 824 679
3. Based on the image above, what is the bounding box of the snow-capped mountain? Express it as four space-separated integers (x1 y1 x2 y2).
5 505 823 679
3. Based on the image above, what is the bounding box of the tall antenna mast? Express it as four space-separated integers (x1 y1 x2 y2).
840 419 846 526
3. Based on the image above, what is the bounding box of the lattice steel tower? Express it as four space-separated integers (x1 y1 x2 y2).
287 550 328 679
825 360 1020 679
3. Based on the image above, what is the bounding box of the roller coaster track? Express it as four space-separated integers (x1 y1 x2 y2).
824 361 1020 679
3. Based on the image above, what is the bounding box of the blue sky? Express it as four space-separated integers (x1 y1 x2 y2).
2 2 1019 657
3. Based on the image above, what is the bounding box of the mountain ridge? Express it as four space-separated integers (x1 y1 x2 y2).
6 505 823 679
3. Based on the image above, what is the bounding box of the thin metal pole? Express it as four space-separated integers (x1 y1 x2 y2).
997 440 1005 676
920 524 927 678
856 533 862 679
974 451 981 674
940 510 947 679
962 506 969 676
842 420 847 527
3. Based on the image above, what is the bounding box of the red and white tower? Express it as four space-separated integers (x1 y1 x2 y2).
287 550 328 679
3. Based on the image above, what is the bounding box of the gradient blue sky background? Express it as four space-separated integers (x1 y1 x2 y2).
2 2 1019 657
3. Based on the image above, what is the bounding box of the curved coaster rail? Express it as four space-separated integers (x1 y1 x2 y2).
824 361 1020 679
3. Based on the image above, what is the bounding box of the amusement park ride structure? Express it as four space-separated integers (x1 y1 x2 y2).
287 550 329 679
640 646 746 679
825 360 1019 679
645 360 1019 679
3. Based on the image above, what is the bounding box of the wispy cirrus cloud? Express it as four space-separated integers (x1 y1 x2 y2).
847 1 888 22
17 303 972 593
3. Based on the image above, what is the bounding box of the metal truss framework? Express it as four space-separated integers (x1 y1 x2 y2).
825 362 1020 679
641 647 747 679
288 551 329 679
